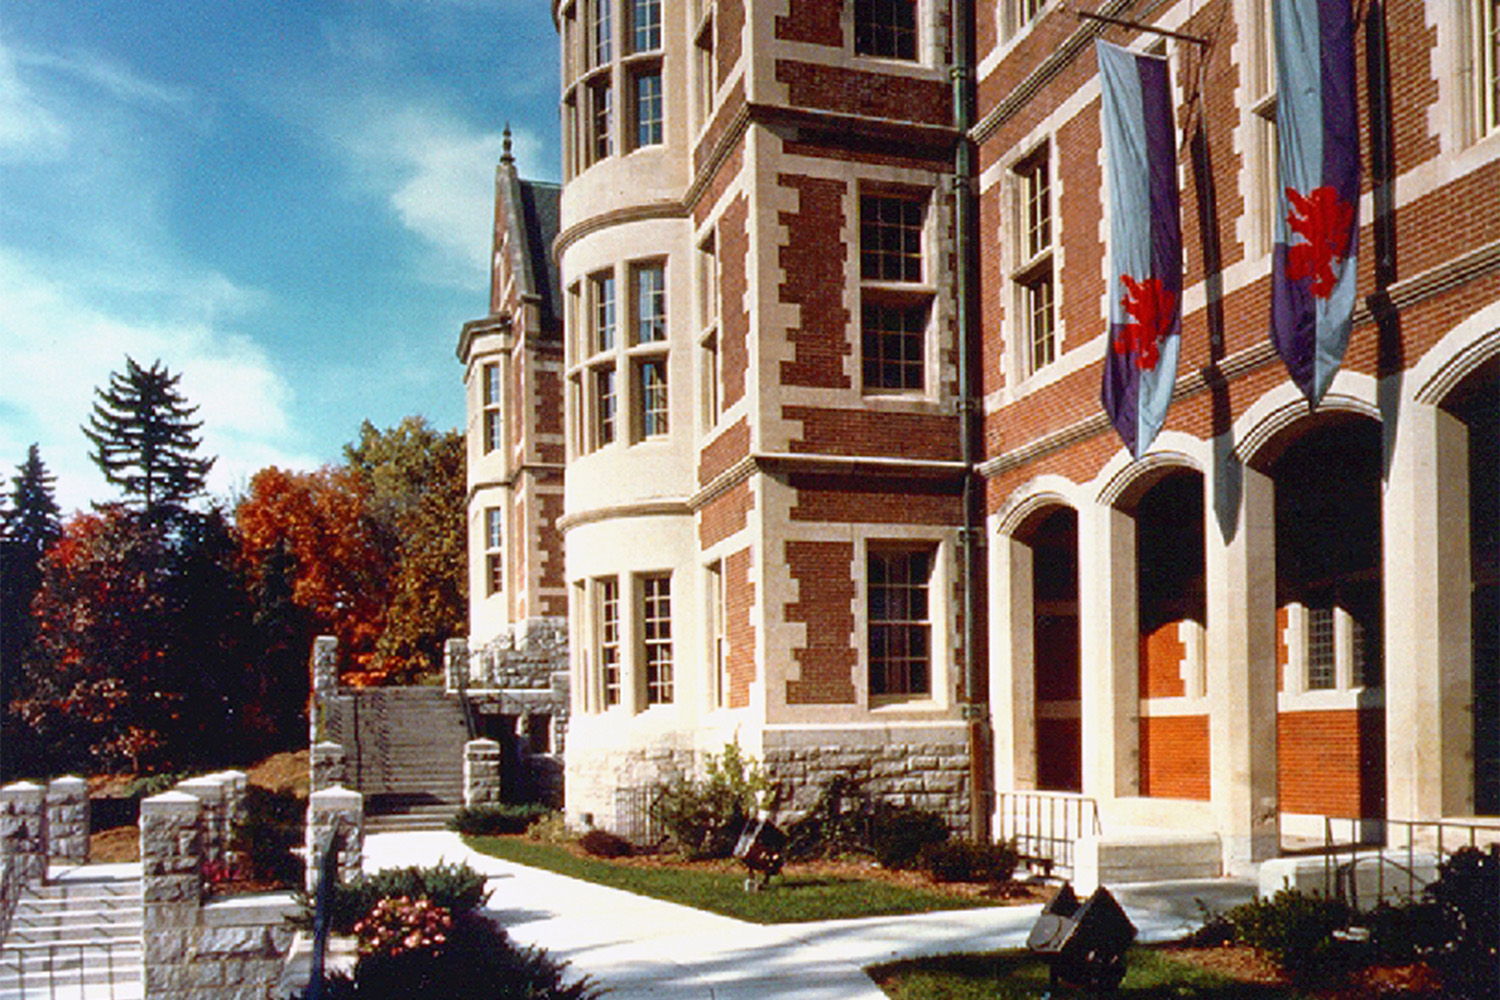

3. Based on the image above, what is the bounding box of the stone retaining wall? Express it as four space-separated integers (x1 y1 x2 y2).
763 740 972 833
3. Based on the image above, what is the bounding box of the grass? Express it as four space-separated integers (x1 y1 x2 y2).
465 835 1001 924
870 947 1315 999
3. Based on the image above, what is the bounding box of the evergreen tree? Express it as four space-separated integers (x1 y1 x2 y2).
0 444 62 710
83 357 215 510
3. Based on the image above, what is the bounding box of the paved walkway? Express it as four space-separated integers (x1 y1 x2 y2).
364 832 1256 999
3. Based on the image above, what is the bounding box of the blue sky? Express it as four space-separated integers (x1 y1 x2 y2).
0 1 561 513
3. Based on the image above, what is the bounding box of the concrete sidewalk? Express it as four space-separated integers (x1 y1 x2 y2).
363 831 1255 999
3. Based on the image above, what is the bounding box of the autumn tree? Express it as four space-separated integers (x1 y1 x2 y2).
0 445 63 710
344 417 467 683
84 357 214 510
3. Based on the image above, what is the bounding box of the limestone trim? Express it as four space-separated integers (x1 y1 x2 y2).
688 450 966 512
994 487 1075 538
557 497 693 532
1095 450 1204 509
555 199 689 256
466 462 568 503
457 314 514 362
1232 389 1383 469
1411 305 1500 406
1368 238 1500 321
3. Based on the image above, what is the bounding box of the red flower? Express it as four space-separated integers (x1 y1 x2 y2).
1114 275 1176 371
1285 185 1354 298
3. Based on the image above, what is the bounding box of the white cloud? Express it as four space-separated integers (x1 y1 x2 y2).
0 40 70 161
0 249 315 513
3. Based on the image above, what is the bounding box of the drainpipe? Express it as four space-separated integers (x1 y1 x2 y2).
952 0 990 843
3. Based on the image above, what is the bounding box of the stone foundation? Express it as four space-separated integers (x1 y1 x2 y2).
763 739 973 834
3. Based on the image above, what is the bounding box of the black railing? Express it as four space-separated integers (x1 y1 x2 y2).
1321 815 1500 911
995 791 1101 879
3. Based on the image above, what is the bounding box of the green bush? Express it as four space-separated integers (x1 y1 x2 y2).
870 804 950 870
579 829 633 858
449 803 552 836
783 775 872 860
297 911 600 1000
1223 888 1352 982
919 838 1019 884
295 861 491 934
230 785 303 886
526 811 574 845
650 743 772 860
1424 846 1500 998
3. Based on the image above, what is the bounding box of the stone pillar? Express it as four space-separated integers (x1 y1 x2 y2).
1206 462 1279 875
177 776 228 864
0 782 47 884
140 791 203 1000
310 741 348 793
45 776 89 866
446 637 471 693
989 531 1037 797
1384 404 1473 819
465 739 503 807
1078 502 1140 803
214 770 247 830
306 786 363 894
310 635 339 742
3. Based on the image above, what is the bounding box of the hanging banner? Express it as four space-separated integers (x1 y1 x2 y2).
1098 41 1182 459
1271 0 1359 405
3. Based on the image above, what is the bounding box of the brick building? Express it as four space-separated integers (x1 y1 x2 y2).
466 0 1499 879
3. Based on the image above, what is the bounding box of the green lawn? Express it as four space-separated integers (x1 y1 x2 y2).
870 947 1314 999
465 835 1001 924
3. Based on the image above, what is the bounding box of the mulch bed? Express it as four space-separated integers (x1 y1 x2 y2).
1159 943 1450 998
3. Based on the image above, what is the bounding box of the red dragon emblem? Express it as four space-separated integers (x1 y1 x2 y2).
1284 185 1355 298
1114 275 1175 371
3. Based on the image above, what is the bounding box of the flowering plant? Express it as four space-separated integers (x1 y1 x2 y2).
353 896 453 959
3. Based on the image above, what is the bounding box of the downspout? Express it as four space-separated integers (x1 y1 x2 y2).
952 0 990 843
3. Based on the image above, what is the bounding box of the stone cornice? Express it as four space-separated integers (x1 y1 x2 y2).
456 314 512 363
688 451 968 511
466 463 566 504
554 200 688 256
556 497 693 533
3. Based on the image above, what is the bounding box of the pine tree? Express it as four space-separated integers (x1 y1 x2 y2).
0 444 62 710
83 357 215 510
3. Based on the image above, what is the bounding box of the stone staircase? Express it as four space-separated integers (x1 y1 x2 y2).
0 865 143 999
355 688 471 833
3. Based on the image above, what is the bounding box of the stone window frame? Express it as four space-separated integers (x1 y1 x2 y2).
858 187 936 397
862 537 948 706
629 0 661 54
697 227 721 431
997 0 1048 45
692 9 715 136
626 258 670 444
1461 0 1500 143
629 64 665 149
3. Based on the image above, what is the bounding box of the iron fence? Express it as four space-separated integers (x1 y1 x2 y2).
995 790 1101 880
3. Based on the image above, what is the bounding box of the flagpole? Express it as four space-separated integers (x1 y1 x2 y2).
1070 6 1210 47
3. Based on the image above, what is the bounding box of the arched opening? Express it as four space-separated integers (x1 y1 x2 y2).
1266 416 1385 838
1441 357 1500 813
1133 470 1209 799
1025 506 1081 792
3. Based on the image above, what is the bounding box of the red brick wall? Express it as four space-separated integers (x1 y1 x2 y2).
694 82 745 180
775 60 950 125
726 547 756 708
784 539 857 704
783 405 961 461
718 0 742 87
1057 103 1104 345
719 194 750 408
1139 715 1211 800
788 473 961 525
699 416 750 486
699 480 754 548
1276 605 1289 692
1139 622 1187 699
775 0 841 47
778 173 851 389
1278 708 1386 818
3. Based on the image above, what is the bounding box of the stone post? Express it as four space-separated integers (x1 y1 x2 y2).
140 791 203 999
0 782 47 884
310 635 339 742
310 741 348 793
445 637 470 693
177 776 228 865
306 786 363 894
464 739 503 807
214 770 248 831
45 777 89 866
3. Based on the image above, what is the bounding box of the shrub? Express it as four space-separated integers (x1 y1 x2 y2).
449 803 552 836
295 861 490 934
1223 888 1352 982
526 811 574 845
231 785 303 886
301 911 600 1000
354 897 454 959
783 775 872 860
579 829 633 858
870 804 950 870
920 839 1019 884
650 743 772 860
1424 845 1500 998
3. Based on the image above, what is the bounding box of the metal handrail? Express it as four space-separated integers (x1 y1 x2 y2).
1321 815 1500 911
995 790 1101 879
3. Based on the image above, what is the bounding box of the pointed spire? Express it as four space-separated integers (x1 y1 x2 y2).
500 123 514 166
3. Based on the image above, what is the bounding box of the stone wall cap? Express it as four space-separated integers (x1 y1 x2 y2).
176 776 225 790
465 738 502 749
312 741 345 751
47 776 87 789
1 781 43 793
141 790 202 809
309 786 362 804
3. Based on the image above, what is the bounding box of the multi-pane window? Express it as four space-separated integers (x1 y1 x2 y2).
1469 0 1500 139
593 367 617 446
1306 604 1336 690
642 574 673 704
694 17 715 128
634 70 663 147
590 272 616 352
631 0 661 52
485 508 504 597
598 577 621 707
868 547 933 698
590 0 612 66
1000 0 1047 41
589 82 613 163
860 193 930 393
698 231 720 427
638 358 669 437
854 0 917 60
862 302 927 391
633 261 667 343
707 560 726 708
481 362 501 453
1013 146 1056 375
